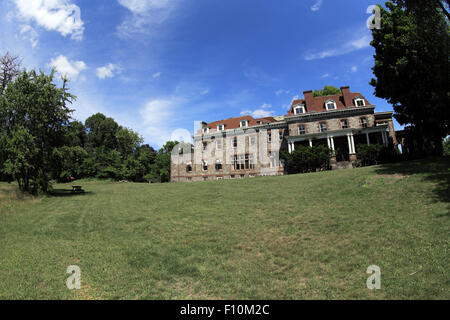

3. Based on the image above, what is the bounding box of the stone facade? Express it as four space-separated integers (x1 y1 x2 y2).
170 86 397 182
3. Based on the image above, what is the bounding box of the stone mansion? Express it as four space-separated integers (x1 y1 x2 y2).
170 86 397 182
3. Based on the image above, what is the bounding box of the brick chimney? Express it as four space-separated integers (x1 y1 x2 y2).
341 86 352 107
303 90 314 109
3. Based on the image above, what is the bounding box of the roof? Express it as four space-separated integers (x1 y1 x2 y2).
200 115 277 133
287 92 371 115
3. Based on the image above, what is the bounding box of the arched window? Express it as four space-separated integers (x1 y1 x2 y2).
202 160 208 171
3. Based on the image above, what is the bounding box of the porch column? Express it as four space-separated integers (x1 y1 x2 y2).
382 130 388 146
288 142 292 153
366 132 370 145
291 141 295 152
309 139 313 147
347 133 355 154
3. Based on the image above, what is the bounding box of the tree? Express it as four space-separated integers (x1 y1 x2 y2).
0 70 75 193
370 1 449 156
0 52 22 96
147 141 179 183
313 85 342 97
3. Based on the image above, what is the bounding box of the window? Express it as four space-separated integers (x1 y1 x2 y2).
230 175 235 179
186 163 192 173
217 176 223 180
354 98 365 107
319 122 328 132
186 177 192 182
341 119 349 129
217 124 225 131
232 137 238 148
240 120 248 127
203 176 208 181
232 154 254 170
268 132 272 143
279 131 283 140
360 117 368 128
250 136 256 146
203 127 210 134
325 100 337 111
216 139 222 150
270 151 278 168
240 174 245 179
298 125 306 135
202 142 207 151
202 160 208 171
294 105 305 115
215 160 223 171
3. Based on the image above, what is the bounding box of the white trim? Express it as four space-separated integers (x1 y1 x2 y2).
293 104 306 115
325 100 337 111
354 97 366 107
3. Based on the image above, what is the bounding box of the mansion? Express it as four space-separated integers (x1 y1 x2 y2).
170 86 397 182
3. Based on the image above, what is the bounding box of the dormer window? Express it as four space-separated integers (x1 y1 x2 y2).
202 142 208 151
203 127 210 134
240 120 248 127
294 105 305 115
217 124 225 131
325 100 337 111
354 98 365 107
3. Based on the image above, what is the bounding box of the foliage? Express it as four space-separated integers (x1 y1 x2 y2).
147 141 179 183
356 144 399 166
0 70 74 194
443 137 450 156
370 0 450 156
312 85 342 97
281 145 333 174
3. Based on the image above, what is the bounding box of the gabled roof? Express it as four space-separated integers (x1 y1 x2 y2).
288 93 371 115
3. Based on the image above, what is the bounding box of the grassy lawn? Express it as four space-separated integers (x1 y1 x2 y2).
0 157 448 299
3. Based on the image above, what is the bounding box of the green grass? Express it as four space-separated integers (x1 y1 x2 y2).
0 157 449 299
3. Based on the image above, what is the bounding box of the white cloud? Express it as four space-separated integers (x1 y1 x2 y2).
321 73 330 78
96 63 121 79
311 0 323 12
48 55 86 80
139 97 183 146
240 103 275 118
19 24 38 48
152 71 161 79
117 0 179 38
305 34 371 60
13 0 84 40
275 89 290 96
351 66 358 72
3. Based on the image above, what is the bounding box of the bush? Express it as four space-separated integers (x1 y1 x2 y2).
281 145 333 174
356 144 399 166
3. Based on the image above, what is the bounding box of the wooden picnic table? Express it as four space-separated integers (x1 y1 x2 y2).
72 186 84 192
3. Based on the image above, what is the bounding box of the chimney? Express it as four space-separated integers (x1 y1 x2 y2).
200 121 207 128
341 86 352 107
303 90 314 109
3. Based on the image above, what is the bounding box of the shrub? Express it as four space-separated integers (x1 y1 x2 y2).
281 145 333 174
356 144 399 166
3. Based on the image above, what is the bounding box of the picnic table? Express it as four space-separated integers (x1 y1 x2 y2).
72 186 84 193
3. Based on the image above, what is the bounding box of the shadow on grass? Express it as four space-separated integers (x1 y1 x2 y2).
374 156 450 216
49 189 94 197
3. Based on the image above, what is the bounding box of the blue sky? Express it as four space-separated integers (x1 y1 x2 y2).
0 0 399 148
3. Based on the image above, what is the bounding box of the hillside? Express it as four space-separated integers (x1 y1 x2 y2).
0 157 448 299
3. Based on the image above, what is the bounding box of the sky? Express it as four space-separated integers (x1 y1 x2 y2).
0 0 400 148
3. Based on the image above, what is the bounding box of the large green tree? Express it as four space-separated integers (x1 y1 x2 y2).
370 0 449 156
313 85 342 97
0 70 75 193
